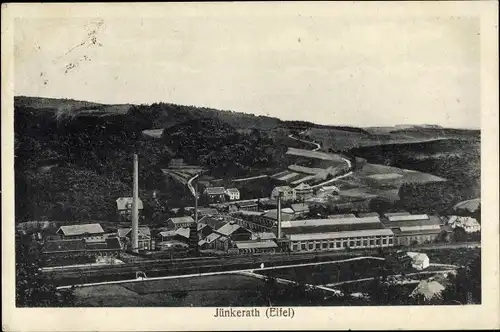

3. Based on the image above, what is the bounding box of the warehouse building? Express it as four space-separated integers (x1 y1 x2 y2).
234 240 278 254
286 228 394 252
381 214 451 245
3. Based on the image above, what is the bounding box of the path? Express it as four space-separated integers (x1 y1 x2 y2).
187 173 200 197
324 269 457 287
288 134 322 152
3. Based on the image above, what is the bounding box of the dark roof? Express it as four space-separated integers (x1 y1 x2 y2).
382 215 443 229
204 187 226 195
237 201 258 208
281 222 384 236
43 239 86 253
117 226 151 238
105 237 122 250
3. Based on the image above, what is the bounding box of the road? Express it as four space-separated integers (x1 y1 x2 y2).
287 132 353 189
187 173 200 197
288 134 322 152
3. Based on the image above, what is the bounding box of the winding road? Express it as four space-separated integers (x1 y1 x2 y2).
287 132 354 189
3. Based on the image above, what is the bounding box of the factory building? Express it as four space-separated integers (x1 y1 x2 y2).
382 214 451 245
286 228 395 252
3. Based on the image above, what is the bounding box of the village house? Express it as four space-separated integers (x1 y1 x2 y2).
116 197 144 220
406 252 430 270
271 186 296 202
117 226 152 251
203 187 226 203
215 221 253 242
448 216 481 234
225 188 241 201
166 216 196 229
236 201 259 212
56 223 105 240
157 227 191 245
198 232 231 251
294 183 314 201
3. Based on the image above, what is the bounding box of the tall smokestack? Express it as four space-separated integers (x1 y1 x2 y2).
131 154 139 253
277 192 282 239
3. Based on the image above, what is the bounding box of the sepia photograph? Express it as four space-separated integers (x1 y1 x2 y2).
2 2 499 331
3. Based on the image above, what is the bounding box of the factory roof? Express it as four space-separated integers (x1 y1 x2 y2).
117 226 151 238
216 222 249 237
281 216 381 229
197 208 219 216
167 216 195 225
388 214 429 222
56 223 104 237
383 215 443 229
234 240 278 250
251 232 277 240
158 230 177 238
399 225 441 233
328 213 357 219
175 227 190 239
236 201 258 208
291 203 310 213
262 210 294 221
281 208 295 214
281 222 384 235
204 187 226 195
384 211 410 218
358 212 380 218
287 228 394 241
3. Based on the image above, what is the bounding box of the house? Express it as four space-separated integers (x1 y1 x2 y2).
215 221 253 241
197 223 213 238
410 280 445 301
294 183 314 201
198 232 231 251
203 187 226 203
225 188 241 201
166 216 196 229
448 216 481 233
117 226 151 251
291 203 310 215
406 252 430 270
271 186 296 202
56 223 104 239
157 227 191 244
116 197 144 218
197 207 219 218
236 201 259 212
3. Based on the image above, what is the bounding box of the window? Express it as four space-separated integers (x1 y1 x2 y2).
336 242 341 248
363 240 368 247
376 238 381 245
292 244 298 252
309 243 314 250
356 240 361 247
370 239 375 246
329 242 335 249
349 240 355 247
301 243 306 251
342 241 347 248
388 238 393 245
316 242 321 250
382 238 387 245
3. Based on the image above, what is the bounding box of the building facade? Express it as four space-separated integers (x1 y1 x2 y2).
286 228 395 252
271 186 296 202
225 188 241 201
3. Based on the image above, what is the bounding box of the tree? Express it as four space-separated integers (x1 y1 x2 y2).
16 234 75 307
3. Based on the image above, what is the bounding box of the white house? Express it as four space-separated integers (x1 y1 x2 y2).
271 186 296 202
407 252 430 270
225 188 240 201
448 216 481 233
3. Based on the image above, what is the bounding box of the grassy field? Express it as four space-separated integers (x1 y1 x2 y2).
259 258 385 286
74 274 268 307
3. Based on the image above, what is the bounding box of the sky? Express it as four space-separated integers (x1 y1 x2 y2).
13 11 480 128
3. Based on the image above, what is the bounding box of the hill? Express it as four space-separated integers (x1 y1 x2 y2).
14 96 480 222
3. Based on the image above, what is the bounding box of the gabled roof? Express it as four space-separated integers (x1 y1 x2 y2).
158 230 177 238
57 223 104 237
225 188 240 194
234 240 278 249
262 210 294 221
105 237 122 250
116 197 144 210
204 187 226 195
294 182 312 191
168 216 195 225
204 232 221 244
117 226 151 238
273 186 292 192
410 280 445 300
175 227 190 239
216 222 244 237
251 232 277 240
291 203 310 213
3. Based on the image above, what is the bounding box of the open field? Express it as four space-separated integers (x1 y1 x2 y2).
74 274 267 307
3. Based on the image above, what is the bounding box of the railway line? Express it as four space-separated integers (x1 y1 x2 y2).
43 241 479 287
